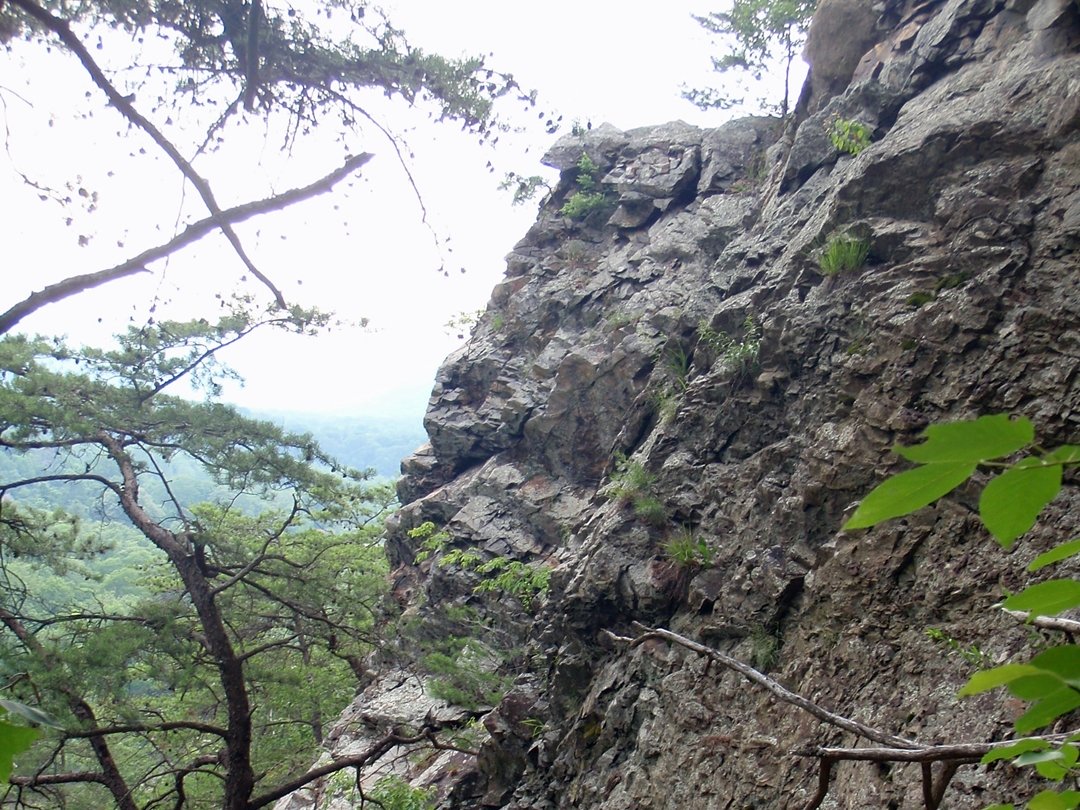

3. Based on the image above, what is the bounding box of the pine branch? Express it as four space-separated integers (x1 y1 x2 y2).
0 153 371 335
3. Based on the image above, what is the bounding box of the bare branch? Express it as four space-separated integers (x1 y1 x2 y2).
64 720 229 740
623 624 919 749
1002 607 1080 634
0 153 372 335
8 0 286 308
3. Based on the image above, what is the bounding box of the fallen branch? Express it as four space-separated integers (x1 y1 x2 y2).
618 624 1065 810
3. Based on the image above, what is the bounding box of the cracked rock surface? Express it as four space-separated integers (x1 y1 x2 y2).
284 0 1080 806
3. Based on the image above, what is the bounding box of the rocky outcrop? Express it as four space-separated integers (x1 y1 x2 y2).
293 0 1080 807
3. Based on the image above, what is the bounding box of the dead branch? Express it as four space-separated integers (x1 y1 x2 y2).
1002 607 1080 634
0 153 371 335
621 624 1072 810
624 623 918 748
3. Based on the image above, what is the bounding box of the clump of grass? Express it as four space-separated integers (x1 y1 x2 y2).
663 530 713 568
818 235 870 276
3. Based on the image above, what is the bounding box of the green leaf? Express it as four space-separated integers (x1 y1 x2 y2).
0 720 39 783
959 663 1042 696
844 461 976 530
1016 749 1067 766
895 414 1033 464
1030 539 1080 573
1030 646 1080 688
1015 685 1080 734
982 738 1049 763
1028 789 1080 810
1045 445 1080 465
1004 581 1080 617
979 458 1063 547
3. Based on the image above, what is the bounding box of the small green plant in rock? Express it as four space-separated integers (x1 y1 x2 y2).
698 314 762 372
653 388 680 426
925 627 991 669
634 495 668 526
521 717 548 738
605 454 668 526
473 558 551 605
749 625 781 672
663 341 692 393
606 310 637 330
827 116 872 156
368 775 436 810
560 153 609 221
410 521 451 563
605 454 655 503
663 531 713 568
817 235 870 276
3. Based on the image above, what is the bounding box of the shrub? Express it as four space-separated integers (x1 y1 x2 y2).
827 116 872 155
698 314 762 372
409 521 450 563
368 776 436 810
423 638 511 710
605 454 669 526
560 153 611 221
605 454 655 504
817 235 869 276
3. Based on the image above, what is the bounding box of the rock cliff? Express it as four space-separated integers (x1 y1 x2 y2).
282 0 1080 807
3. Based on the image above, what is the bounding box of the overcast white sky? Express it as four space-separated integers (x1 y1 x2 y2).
1 1 804 420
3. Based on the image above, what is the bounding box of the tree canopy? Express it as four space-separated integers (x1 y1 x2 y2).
0 1 523 806
684 0 817 117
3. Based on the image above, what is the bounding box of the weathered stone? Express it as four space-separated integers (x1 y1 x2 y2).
286 0 1080 807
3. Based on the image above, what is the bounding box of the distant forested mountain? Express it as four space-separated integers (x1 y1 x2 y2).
247 407 428 479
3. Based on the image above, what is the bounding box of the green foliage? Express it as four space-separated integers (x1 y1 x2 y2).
842 414 1067 543
846 414 1080 805
698 314 762 373
605 454 668 526
410 521 451 563
633 496 669 526
0 0 521 137
369 775 437 810
663 341 693 393
472 558 552 605
423 638 511 710
748 625 781 672
499 172 550 206
0 700 50 784
685 0 816 116
827 117 873 155
413 523 549 607
817 235 870 276
663 531 713 567
0 317 395 805
560 154 611 221
925 627 991 668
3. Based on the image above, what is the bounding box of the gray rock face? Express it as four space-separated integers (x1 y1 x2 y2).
295 0 1080 807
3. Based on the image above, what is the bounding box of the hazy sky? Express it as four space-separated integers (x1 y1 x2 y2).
1 2 803 419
